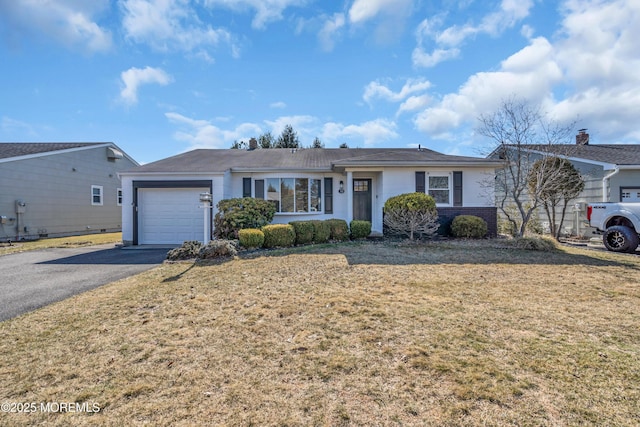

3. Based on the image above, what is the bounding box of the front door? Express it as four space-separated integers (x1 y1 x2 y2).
353 179 372 222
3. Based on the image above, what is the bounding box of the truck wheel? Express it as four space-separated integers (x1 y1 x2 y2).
603 225 639 253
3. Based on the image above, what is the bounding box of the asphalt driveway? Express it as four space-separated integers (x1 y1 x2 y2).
0 244 168 321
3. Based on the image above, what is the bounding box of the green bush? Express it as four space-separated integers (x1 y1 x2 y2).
198 240 238 259
326 219 349 241
214 197 276 239
513 237 558 252
289 221 314 245
350 220 371 239
238 228 265 249
451 215 488 239
262 224 295 248
166 240 202 260
383 192 439 240
310 220 331 243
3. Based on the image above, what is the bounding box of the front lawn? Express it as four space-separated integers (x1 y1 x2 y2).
0 233 122 256
1 240 639 426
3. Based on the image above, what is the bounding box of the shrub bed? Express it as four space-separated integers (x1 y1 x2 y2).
289 221 314 245
350 220 371 239
513 237 558 251
310 220 331 243
262 224 295 248
238 228 265 249
199 240 238 259
214 197 276 239
325 219 349 241
166 241 203 260
451 215 488 239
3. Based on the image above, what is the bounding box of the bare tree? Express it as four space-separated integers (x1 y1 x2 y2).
528 157 585 239
478 97 576 237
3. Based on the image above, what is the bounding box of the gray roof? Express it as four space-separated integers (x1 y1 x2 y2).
0 143 105 160
125 147 500 174
515 144 640 166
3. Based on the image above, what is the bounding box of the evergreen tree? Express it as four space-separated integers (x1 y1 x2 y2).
258 132 274 149
275 125 300 148
311 137 324 148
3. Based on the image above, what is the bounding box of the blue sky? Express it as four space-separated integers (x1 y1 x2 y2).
1 0 639 164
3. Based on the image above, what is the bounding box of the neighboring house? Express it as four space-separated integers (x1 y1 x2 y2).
0 143 138 241
490 130 640 236
119 147 500 246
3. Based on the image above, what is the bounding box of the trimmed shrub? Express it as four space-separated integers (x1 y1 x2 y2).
214 197 276 239
326 219 349 241
513 237 558 252
238 228 265 249
310 220 331 243
451 215 488 239
166 240 202 260
350 220 371 239
262 224 295 248
383 192 439 240
289 221 314 245
198 240 238 259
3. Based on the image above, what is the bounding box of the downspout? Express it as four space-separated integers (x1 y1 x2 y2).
602 167 620 202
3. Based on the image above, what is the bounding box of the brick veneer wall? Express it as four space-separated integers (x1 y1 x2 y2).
437 207 498 237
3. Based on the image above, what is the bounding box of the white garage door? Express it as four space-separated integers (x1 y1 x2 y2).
138 188 208 244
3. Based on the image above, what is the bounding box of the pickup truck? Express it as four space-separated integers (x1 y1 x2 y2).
587 202 640 252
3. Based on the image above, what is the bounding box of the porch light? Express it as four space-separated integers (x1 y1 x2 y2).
339 180 345 193
199 192 213 203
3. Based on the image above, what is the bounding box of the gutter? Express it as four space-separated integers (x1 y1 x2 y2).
602 167 620 202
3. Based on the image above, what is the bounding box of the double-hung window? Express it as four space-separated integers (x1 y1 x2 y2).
117 188 123 206
91 185 103 206
428 176 450 204
263 178 322 213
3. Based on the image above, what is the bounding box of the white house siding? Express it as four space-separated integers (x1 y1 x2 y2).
0 146 136 240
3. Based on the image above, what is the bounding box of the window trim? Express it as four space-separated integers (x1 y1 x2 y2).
117 188 123 206
91 185 103 206
260 177 324 214
427 174 451 205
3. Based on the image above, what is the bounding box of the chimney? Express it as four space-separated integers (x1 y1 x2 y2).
576 129 589 145
248 137 258 150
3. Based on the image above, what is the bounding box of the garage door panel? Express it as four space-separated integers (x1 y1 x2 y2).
138 188 207 244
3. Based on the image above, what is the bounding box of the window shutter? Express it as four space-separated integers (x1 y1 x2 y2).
453 171 463 206
242 177 251 198
415 172 425 193
255 179 264 199
324 177 333 214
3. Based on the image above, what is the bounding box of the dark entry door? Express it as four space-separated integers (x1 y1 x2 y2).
353 179 372 222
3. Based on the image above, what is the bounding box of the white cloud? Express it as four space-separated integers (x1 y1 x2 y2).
412 0 640 148
120 0 235 56
203 0 305 30
0 0 112 52
348 0 412 24
1 116 38 137
322 119 398 146
120 66 173 105
363 78 431 104
165 112 262 149
414 36 561 138
397 94 431 116
413 0 534 68
318 13 345 52
270 101 287 109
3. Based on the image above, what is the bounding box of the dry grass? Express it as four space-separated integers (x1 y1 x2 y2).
0 233 122 256
1 240 640 426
